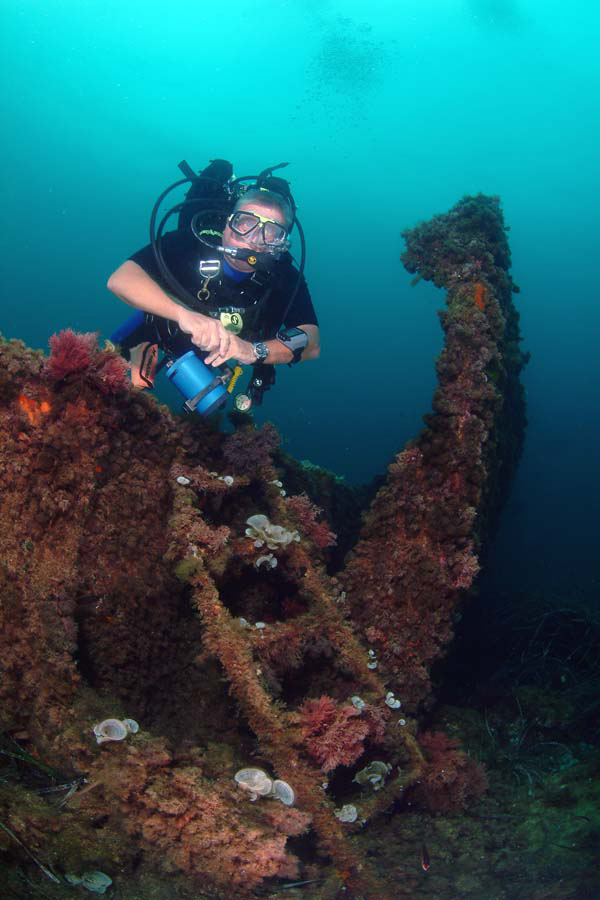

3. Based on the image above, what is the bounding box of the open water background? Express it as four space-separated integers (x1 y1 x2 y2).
1 0 598 602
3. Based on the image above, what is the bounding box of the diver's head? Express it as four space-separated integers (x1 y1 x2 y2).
222 188 293 272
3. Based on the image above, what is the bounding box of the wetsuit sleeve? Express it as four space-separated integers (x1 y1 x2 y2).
128 242 162 282
128 230 194 286
281 274 319 328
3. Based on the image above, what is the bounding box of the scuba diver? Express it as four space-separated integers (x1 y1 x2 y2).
107 158 319 415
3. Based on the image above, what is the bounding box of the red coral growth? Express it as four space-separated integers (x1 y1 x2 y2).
222 421 280 475
183 513 230 556
284 493 337 549
473 282 489 311
170 461 236 495
408 731 488 813
46 329 129 395
47 329 97 379
94 352 130 395
262 804 312 837
299 695 373 772
99 745 306 893
166 479 230 559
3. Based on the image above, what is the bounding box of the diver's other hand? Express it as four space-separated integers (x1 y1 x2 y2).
177 309 232 361
205 335 254 367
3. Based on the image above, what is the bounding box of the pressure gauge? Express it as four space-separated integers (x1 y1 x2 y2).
234 393 252 412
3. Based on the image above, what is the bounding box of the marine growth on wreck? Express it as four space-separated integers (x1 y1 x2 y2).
1 195 532 900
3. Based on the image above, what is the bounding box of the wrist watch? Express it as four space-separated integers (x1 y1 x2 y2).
252 341 270 362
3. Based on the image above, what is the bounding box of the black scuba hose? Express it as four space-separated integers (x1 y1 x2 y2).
149 171 306 333
279 216 306 327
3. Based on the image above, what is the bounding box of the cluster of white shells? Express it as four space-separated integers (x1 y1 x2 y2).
334 803 358 823
269 478 287 497
366 648 378 670
385 691 401 709
175 473 234 487
92 718 139 744
237 619 270 633
65 871 112 894
255 552 277 569
234 768 295 806
245 514 300 551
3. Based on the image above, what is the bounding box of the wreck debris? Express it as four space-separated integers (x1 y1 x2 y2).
0 194 525 898
342 194 527 712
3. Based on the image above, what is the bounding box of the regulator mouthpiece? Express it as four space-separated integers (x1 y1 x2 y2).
221 246 279 270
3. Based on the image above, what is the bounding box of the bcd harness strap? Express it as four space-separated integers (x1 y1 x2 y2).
192 264 274 342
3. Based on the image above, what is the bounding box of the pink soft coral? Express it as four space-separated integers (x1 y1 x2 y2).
46 329 129 395
46 329 97 379
93 352 130 395
299 695 370 772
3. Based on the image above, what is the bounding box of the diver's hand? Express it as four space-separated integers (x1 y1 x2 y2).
205 335 255 367
177 309 232 362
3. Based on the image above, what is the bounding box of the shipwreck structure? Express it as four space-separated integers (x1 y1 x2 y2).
0 195 526 899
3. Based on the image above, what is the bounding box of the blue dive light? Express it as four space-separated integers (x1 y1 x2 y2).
165 351 229 416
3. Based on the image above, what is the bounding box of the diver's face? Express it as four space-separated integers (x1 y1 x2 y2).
222 200 289 271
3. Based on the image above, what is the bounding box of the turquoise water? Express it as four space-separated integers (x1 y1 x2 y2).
1 0 598 598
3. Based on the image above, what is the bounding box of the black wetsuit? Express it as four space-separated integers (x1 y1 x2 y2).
119 229 317 359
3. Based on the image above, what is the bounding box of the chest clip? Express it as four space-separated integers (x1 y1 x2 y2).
197 259 221 301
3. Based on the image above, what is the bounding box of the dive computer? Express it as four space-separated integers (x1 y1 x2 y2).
276 327 308 364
